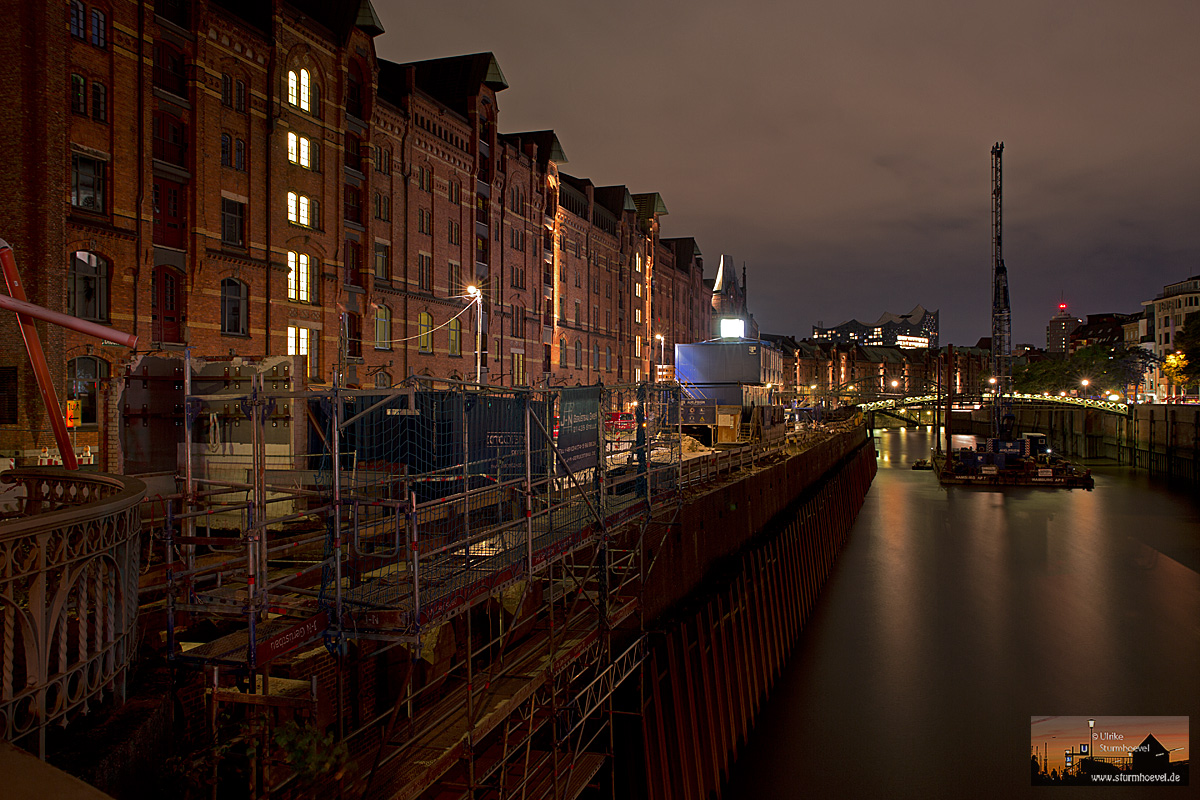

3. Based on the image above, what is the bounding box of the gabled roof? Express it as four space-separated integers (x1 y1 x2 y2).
505 130 568 165
663 237 702 271
632 192 668 221
594 185 635 217
356 0 385 36
276 0 384 39
384 52 507 115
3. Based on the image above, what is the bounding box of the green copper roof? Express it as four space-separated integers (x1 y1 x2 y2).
356 0 384 36
633 192 668 220
482 54 509 91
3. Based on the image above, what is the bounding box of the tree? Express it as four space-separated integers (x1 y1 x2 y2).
1174 314 1200 383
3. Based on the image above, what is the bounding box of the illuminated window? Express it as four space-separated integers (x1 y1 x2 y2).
418 312 433 353
449 318 462 356
287 251 311 302
287 70 298 106
375 305 391 350
288 132 297 162
299 136 311 168
299 68 310 111
299 195 310 226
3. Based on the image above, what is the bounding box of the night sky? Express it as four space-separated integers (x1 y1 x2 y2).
375 1 1200 346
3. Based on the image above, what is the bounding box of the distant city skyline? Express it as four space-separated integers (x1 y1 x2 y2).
376 0 1200 346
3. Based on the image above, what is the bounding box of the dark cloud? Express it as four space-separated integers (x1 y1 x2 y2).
375 0 1200 344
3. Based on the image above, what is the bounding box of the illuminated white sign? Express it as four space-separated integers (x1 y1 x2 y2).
720 317 745 338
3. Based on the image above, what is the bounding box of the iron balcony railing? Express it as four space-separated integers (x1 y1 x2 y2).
0 468 145 757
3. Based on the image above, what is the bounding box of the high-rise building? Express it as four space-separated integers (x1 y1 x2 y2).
1045 302 1083 354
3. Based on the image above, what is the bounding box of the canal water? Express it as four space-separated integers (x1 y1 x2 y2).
724 428 1200 799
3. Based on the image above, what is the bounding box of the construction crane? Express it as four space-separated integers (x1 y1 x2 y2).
991 142 1014 440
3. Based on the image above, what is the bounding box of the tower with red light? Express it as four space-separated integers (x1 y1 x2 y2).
1046 301 1083 355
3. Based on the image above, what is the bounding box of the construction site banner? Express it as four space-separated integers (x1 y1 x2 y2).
557 386 600 476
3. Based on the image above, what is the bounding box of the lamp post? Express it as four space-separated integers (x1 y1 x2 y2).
1088 718 1095 765
655 333 665 381
466 284 482 384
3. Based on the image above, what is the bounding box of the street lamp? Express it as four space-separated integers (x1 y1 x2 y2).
466 284 482 384
655 333 664 381
1088 719 1095 762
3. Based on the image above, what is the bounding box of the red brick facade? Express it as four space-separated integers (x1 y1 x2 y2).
0 0 713 470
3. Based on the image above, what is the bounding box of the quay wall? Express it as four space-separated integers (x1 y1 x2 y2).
965 405 1200 485
636 430 877 799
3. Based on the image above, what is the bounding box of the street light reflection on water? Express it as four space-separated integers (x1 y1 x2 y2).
724 427 1200 799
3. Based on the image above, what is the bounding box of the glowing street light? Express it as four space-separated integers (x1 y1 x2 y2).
466 284 482 384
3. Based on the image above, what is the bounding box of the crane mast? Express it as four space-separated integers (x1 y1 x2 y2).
991 142 1013 440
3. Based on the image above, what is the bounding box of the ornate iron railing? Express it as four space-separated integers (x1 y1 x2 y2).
0 468 145 757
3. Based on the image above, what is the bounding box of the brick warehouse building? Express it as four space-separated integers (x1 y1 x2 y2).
0 0 716 471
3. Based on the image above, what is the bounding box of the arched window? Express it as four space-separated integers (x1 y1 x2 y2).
418 312 433 353
221 133 232 166
287 70 298 106
606 346 612 371
374 371 391 389
375 305 391 350
593 343 600 370
90 9 106 48
287 131 297 162
67 356 109 426
449 318 462 356
559 337 567 368
299 68 311 112
69 1 85 38
220 278 248 335
287 192 316 227
286 251 311 302
69 251 109 322
574 340 582 369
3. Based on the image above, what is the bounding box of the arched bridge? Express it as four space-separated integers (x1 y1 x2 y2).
858 392 1130 416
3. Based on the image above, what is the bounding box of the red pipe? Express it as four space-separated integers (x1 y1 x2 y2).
0 291 138 348
2 241 137 469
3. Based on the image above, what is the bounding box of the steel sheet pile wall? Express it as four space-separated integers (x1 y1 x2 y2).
975 405 1200 485
639 440 877 799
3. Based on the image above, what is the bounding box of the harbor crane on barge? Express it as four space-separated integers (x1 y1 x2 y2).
991 142 1014 441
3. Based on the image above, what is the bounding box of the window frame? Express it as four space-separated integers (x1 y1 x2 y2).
68 251 110 322
418 311 433 354
374 304 391 350
220 277 248 335
71 154 106 214
90 8 106 48
221 198 245 246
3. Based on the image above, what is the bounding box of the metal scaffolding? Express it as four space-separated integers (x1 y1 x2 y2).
156 360 689 798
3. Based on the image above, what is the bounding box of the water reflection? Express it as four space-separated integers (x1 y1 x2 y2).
724 428 1200 799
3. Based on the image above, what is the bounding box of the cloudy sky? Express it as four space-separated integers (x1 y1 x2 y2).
374 0 1200 346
